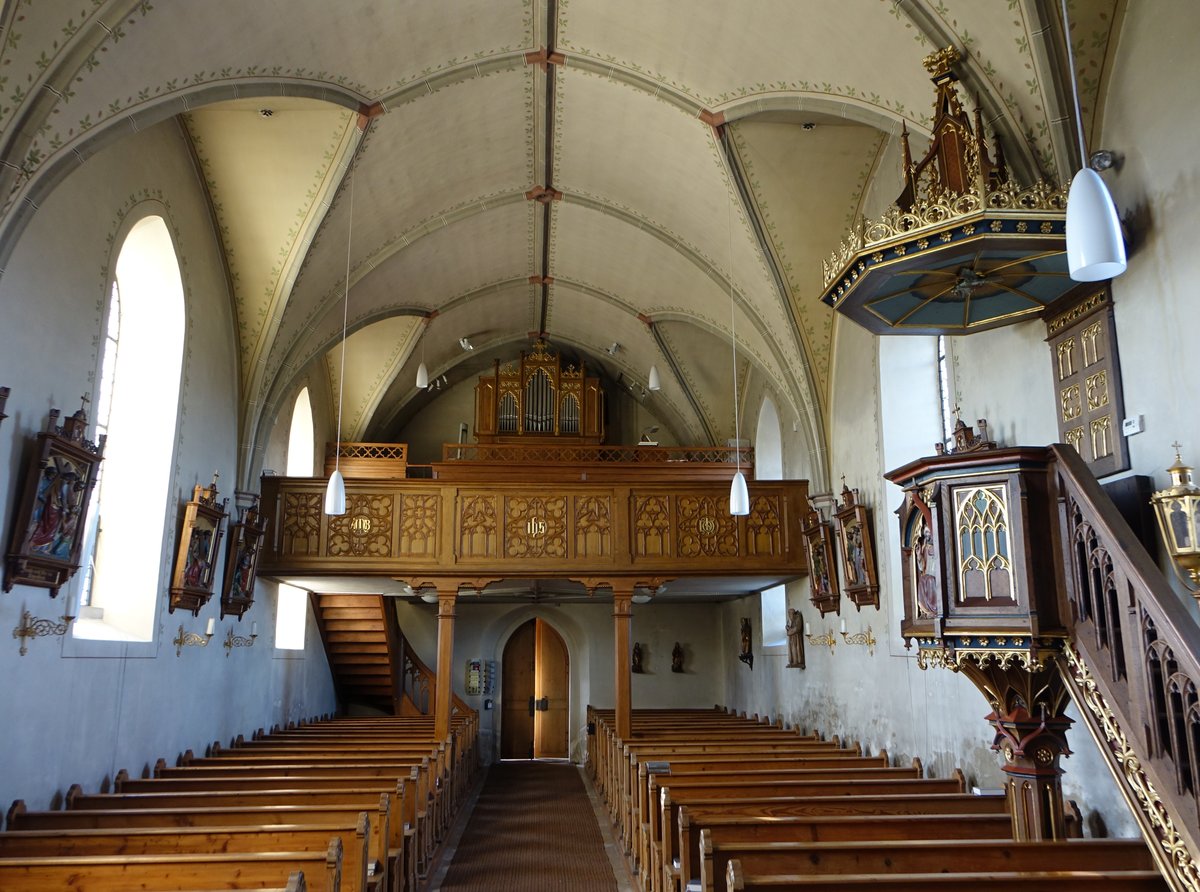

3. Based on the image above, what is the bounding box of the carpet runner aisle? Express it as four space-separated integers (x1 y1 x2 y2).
434 761 622 891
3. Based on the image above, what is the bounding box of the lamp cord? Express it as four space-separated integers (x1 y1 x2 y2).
1060 0 1088 164
729 191 740 474
335 175 353 474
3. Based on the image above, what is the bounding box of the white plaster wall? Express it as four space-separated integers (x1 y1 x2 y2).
391 598 725 763
0 121 336 814
1099 0 1200 616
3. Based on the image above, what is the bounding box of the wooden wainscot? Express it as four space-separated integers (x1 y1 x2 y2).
169 474 228 615
220 491 267 620
833 482 879 611
4 399 105 597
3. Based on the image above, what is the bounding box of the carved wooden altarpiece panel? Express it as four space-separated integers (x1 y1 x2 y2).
220 494 267 620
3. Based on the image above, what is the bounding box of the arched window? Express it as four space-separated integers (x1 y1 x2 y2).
75 215 185 642
286 387 315 477
755 397 787 645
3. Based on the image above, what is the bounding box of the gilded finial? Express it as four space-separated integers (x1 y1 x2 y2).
922 46 961 80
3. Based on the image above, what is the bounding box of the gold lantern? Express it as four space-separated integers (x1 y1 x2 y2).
1151 444 1200 597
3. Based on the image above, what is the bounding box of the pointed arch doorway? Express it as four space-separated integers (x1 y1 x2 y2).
501 618 569 759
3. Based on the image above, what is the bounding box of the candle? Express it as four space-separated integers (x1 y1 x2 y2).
804 622 811 636
206 617 215 636
840 618 847 634
251 621 258 637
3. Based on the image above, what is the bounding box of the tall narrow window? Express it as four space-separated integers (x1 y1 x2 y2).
755 397 786 645
937 335 955 448
75 216 185 641
286 387 315 477
275 583 308 650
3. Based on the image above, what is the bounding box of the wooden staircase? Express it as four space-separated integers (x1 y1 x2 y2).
312 594 399 713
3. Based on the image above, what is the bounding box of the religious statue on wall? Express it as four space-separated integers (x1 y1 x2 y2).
785 607 805 669
672 642 684 673
632 641 644 673
738 617 753 670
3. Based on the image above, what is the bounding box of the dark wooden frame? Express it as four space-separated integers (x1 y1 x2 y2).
834 485 880 611
169 478 227 616
4 405 105 597
801 502 839 616
0 386 10 429
219 494 266 620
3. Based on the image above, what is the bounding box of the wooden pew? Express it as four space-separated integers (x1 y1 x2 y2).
0 838 342 892
674 809 1012 892
701 835 1157 892
631 763 921 884
8 798 389 892
649 775 966 892
724 861 1168 891
0 815 371 892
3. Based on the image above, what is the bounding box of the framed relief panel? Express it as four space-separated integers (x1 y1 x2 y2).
220 494 267 620
169 476 227 616
833 484 879 611
4 403 105 597
801 501 839 616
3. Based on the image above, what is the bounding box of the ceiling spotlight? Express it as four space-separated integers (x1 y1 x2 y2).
606 342 620 356
459 337 474 351
801 121 815 131
259 108 274 118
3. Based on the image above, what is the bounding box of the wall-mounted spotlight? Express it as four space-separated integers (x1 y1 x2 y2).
606 342 621 356
459 337 474 351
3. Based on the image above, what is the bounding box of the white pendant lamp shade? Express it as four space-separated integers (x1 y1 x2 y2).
416 361 429 389
730 470 749 516
648 364 661 391
1066 167 1126 282
324 469 346 515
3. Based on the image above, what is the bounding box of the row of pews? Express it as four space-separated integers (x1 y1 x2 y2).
587 706 1166 892
0 711 478 892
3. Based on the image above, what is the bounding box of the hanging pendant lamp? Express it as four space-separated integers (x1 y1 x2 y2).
324 175 353 516
416 318 429 389
727 195 749 516
648 363 661 392
1061 0 1126 282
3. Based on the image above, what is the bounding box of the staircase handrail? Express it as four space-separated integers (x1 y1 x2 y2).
1051 443 1200 891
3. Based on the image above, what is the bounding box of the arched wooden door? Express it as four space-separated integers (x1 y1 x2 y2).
500 618 569 759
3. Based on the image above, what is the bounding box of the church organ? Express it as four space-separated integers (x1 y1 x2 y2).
473 341 604 444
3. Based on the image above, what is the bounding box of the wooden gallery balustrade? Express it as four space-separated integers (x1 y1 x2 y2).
259 442 809 584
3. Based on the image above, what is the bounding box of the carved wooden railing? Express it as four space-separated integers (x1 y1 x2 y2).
1053 444 1200 890
441 443 753 465
257 476 806 580
323 442 408 480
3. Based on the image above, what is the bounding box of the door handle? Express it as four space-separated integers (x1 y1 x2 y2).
536 696 549 711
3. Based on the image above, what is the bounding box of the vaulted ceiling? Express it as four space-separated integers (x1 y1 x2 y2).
0 1 1124 486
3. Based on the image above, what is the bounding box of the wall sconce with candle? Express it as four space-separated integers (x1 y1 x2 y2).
804 620 837 655
839 617 878 656
1151 444 1200 600
224 621 258 656
174 617 215 656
